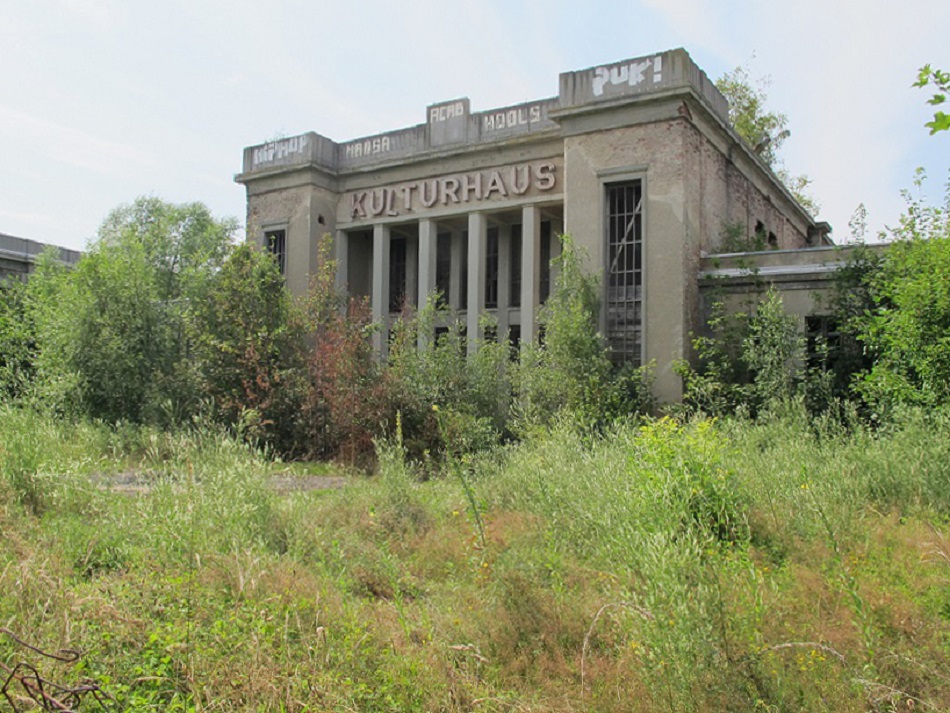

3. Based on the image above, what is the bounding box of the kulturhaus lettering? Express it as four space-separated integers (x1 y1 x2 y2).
348 163 557 219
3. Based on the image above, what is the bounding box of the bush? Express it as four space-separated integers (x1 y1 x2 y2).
189 243 307 453
27 198 237 424
514 235 653 433
856 179 950 413
678 287 803 418
0 277 37 402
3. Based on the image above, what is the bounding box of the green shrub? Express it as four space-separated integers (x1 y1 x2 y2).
678 287 803 418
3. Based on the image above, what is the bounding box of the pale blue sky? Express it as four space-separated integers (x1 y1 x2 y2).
2 0 948 251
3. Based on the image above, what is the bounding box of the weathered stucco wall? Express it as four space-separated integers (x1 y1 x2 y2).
563 118 690 402
246 182 338 298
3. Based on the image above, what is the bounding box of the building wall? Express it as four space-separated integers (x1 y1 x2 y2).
0 233 81 281
236 48 830 405
562 117 690 400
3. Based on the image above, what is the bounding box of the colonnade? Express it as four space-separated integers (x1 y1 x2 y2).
335 205 561 356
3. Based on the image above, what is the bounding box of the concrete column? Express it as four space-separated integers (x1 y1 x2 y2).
449 228 464 310
372 224 390 356
417 219 437 309
521 205 542 346
334 229 349 293
467 212 487 354
497 222 511 341
417 219 437 350
549 218 563 293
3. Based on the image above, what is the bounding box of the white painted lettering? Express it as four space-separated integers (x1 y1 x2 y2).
592 66 610 97
591 56 663 97
430 101 465 123
252 136 310 166
628 59 650 86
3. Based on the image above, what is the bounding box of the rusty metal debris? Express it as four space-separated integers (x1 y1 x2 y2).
1 628 110 712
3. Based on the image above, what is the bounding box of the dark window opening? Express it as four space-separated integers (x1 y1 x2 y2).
483 325 497 344
264 229 287 275
460 232 468 310
508 324 522 357
389 237 407 312
509 224 522 307
436 233 451 307
606 180 643 365
485 227 499 309
805 315 842 370
768 231 778 248
539 221 552 304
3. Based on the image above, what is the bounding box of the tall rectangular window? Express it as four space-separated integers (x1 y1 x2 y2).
485 226 499 309
436 232 451 307
389 236 407 312
605 181 643 365
509 224 522 307
264 229 286 275
460 231 468 311
539 221 552 304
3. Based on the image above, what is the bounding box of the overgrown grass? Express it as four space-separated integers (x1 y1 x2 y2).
2 403 949 711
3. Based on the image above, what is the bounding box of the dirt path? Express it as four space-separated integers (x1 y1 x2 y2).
94 471 348 495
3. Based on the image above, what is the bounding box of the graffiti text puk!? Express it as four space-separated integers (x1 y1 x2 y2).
592 56 663 97
348 163 557 219
252 136 309 166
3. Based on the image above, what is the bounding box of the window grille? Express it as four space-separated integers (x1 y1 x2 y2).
389 237 407 312
605 181 643 364
264 229 286 275
509 224 522 307
485 227 499 308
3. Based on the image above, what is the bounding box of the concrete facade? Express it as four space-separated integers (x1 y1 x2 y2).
0 232 81 282
236 48 834 403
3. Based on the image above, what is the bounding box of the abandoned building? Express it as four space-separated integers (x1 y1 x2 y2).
0 232 82 282
236 48 841 403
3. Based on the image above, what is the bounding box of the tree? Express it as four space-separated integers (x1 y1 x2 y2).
914 65 950 134
0 277 37 402
30 197 237 423
856 173 950 412
189 242 307 451
716 65 819 215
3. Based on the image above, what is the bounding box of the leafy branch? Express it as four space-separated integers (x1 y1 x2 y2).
914 64 950 134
